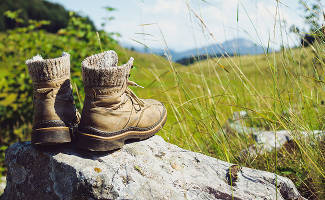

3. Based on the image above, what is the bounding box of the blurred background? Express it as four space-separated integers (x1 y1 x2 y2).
47 0 305 51
0 0 324 198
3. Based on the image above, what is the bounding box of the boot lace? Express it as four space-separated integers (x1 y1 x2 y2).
126 80 145 107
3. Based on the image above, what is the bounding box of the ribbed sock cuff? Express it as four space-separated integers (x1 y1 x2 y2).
26 52 70 83
81 50 133 87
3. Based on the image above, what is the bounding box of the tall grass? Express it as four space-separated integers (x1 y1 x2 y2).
129 2 325 199
132 37 324 200
0 0 323 199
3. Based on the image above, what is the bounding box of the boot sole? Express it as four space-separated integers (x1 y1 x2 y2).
76 111 167 151
32 127 71 145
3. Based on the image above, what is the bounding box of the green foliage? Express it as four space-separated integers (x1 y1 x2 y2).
0 0 96 33
162 44 325 199
0 12 119 148
4 10 51 32
300 0 323 32
100 6 120 38
0 9 171 182
290 0 324 45
3 10 24 24
0 146 6 175
0 3 324 199
104 7 116 12
299 0 324 40
58 12 100 42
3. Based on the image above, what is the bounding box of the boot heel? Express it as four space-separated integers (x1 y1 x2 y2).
32 127 71 145
76 132 125 151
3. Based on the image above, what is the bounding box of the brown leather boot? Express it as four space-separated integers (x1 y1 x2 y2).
77 51 167 151
26 53 79 145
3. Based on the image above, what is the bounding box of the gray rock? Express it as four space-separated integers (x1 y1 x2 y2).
2 136 305 200
226 121 258 135
224 111 259 135
226 111 324 155
0 177 6 195
243 130 325 156
232 110 248 121
253 130 292 152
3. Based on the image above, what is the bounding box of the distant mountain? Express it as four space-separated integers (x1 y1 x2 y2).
120 42 178 58
121 38 267 65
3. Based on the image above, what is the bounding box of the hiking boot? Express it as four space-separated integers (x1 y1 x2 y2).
77 51 167 151
26 52 79 145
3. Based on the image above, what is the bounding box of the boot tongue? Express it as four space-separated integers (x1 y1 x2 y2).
97 51 118 68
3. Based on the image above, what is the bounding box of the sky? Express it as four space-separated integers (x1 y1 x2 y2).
48 0 311 52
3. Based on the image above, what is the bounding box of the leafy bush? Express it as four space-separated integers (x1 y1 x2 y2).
0 12 119 147
290 0 325 46
0 4 324 199
0 0 96 32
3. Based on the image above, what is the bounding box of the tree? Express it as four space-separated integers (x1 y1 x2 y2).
291 0 324 46
0 0 96 33
300 0 323 32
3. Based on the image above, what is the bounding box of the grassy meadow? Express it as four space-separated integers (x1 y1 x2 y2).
0 20 324 200
132 43 325 199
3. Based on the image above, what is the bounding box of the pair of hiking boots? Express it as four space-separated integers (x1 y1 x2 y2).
26 50 167 151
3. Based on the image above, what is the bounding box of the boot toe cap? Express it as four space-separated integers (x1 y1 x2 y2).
137 99 166 128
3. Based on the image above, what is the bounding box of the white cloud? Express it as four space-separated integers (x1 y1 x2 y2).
185 0 304 49
105 0 306 50
51 0 305 50
142 0 184 14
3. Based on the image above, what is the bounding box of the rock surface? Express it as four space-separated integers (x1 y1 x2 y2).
225 111 324 155
0 177 6 195
1 136 305 200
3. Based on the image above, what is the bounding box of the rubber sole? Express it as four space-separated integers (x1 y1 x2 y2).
32 127 71 146
76 111 167 151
